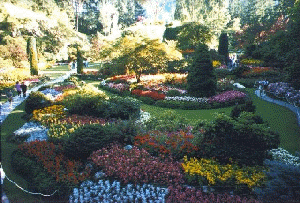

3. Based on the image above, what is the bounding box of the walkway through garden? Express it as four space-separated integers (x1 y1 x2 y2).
255 90 300 127
0 69 76 124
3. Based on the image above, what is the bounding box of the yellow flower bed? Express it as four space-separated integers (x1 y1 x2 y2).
212 60 221 68
32 105 66 126
182 156 265 188
240 58 264 65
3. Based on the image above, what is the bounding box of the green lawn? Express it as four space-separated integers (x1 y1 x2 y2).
245 88 300 154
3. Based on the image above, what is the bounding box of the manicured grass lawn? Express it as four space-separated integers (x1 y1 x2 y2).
245 88 300 154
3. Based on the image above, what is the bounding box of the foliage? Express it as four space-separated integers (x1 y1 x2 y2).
176 22 212 50
182 156 266 190
14 141 90 195
63 124 124 160
240 59 264 66
242 67 280 78
187 44 216 97
166 89 182 97
90 144 184 186
218 32 229 65
76 46 84 74
134 130 198 160
25 91 52 114
195 113 280 166
230 101 257 118
254 159 300 202
27 37 39 76
166 185 262 203
155 99 209 110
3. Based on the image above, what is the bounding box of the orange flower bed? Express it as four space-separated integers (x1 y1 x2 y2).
131 89 166 100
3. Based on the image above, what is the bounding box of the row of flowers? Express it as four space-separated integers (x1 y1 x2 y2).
242 67 279 78
267 82 300 106
18 141 91 185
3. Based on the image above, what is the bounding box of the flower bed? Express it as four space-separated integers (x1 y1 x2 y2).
207 90 247 104
242 67 279 78
131 89 166 100
90 144 184 186
267 82 300 106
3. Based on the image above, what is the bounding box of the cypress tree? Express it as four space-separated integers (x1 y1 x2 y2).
187 44 216 97
218 32 229 65
77 46 84 74
27 37 38 75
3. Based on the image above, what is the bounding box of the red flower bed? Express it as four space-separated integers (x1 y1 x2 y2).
134 130 198 159
60 114 107 125
54 84 77 92
90 144 184 186
131 89 166 100
110 75 135 82
166 185 262 203
242 67 278 77
18 141 90 185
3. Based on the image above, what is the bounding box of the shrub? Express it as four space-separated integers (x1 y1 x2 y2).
196 113 280 166
137 96 156 105
230 100 256 118
166 89 182 97
62 124 117 160
214 68 231 79
218 32 229 65
187 44 217 97
254 159 300 202
76 47 84 74
25 91 52 114
90 144 184 186
156 100 209 110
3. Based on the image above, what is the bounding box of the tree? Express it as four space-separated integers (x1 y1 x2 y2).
27 37 39 76
77 45 84 74
186 43 216 97
218 32 229 65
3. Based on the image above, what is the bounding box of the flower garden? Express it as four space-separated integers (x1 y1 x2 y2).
3 70 299 203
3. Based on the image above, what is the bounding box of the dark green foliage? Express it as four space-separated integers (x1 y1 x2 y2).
163 26 181 41
230 100 256 118
195 113 280 166
137 96 156 105
286 59 300 90
63 124 123 160
254 160 300 202
27 37 38 76
155 100 209 110
235 78 257 88
214 68 231 79
25 91 51 114
11 150 57 195
232 65 250 78
77 46 84 74
218 32 229 65
166 90 182 97
102 96 141 120
187 44 217 97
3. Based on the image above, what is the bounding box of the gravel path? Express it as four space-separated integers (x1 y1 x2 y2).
255 89 300 127
0 70 75 124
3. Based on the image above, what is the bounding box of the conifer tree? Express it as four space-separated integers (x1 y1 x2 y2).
187 44 216 97
77 46 84 74
218 32 229 65
27 37 38 76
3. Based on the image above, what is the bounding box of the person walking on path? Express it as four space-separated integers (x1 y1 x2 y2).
15 81 21 97
20 82 27 97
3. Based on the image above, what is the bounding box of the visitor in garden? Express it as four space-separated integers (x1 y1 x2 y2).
15 81 21 97
6 89 13 109
21 81 27 97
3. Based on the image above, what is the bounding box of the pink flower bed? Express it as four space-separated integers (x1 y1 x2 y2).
208 90 247 103
90 144 184 186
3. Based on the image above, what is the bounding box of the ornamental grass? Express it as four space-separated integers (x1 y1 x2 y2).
90 144 184 186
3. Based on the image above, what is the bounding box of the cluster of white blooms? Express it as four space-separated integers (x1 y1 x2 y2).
40 88 62 101
13 122 48 142
268 148 300 166
69 178 168 203
165 96 208 103
135 110 151 125
100 79 106 86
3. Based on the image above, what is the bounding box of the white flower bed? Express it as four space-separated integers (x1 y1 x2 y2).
40 88 62 101
268 148 300 166
136 110 151 125
13 122 48 142
165 96 208 103
69 178 168 203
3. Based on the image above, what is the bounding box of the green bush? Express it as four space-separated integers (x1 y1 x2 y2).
155 100 209 110
230 100 256 118
137 96 156 105
195 113 280 166
234 78 257 88
25 91 52 114
214 68 231 79
62 124 123 160
103 96 141 120
166 89 182 97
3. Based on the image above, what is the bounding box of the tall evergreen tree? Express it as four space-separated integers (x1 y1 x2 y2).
77 46 84 74
187 43 216 97
218 32 229 65
27 37 38 76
